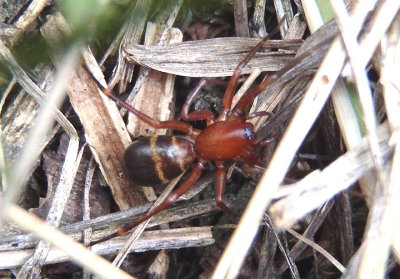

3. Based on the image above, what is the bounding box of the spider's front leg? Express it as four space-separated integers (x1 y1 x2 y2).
219 18 285 118
235 148 266 175
231 47 314 118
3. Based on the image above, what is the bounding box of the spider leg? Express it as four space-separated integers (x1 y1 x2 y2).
215 161 236 216
257 136 277 147
219 18 285 118
231 49 313 118
246 111 273 120
240 163 266 175
86 70 200 139
90 160 207 246
234 148 266 172
181 78 227 125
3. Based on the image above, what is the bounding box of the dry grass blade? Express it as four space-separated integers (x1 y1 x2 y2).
127 22 182 137
18 138 81 278
0 46 82 277
0 40 79 207
253 0 267 36
95 227 214 259
266 214 300 278
0 46 76 155
284 13 308 40
273 0 293 36
125 38 301 77
106 0 152 92
276 200 336 274
303 1 400 278
0 202 134 279
82 156 95 248
0 197 226 253
303 0 365 175
0 226 213 269
10 0 48 43
112 173 184 268
0 77 15 115
270 124 392 228
330 0 385 192
0 78 15 192
381 18 400 262
233 0 250 37
347 10 400 279
268 1 400 278
287 228 345 273
330 0 399 203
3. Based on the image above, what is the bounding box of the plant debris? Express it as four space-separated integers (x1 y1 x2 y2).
1 0 399 278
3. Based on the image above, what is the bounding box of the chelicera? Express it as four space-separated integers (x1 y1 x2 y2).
88 22 300 245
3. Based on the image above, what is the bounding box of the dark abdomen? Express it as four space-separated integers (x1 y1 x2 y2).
123 135 195 186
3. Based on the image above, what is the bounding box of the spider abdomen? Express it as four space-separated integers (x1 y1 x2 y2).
195 121 256 160
123 135 196 186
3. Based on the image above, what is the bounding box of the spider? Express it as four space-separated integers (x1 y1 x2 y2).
87 21 301 245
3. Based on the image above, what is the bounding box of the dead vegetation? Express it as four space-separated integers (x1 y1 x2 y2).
0 0 399 278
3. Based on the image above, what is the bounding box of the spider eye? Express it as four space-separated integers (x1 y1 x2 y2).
244 127 255 140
